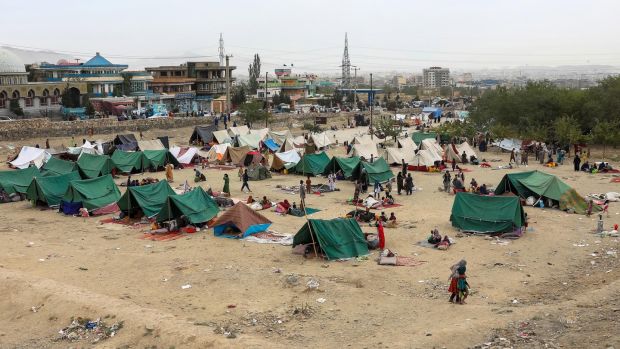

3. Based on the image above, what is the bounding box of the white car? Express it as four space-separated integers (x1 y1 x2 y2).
0 115 14 121
147 114 169 119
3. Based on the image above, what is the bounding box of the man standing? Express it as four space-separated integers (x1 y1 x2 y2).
401 159 407 176
509 148 516 163
241 169 251 192
574 153 581 171
299 180 306 210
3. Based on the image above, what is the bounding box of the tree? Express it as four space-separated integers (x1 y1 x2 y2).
231 83 247 107
82 95 95 116
121 74 132 96
247 54 261 94
375 117 399 140
60 87 80 108
553 115 581 156
9 99 23 116
238 101 269 128
331 90 344 106
591 120 620 160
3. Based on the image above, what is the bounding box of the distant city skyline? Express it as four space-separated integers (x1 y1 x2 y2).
3 0 620 75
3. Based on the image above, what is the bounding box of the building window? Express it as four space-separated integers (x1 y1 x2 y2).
51 88 60 105
0 91 7 108
161 71 168 77
25 90 35 107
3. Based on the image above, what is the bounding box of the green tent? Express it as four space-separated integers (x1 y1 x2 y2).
412 132 437 145
117 180 176 217
157 187 219 224
0 166 40 195
323 156 360 178
247 164 272 181
63 174 121 210
294 152 330 176
143 150 180 169
351 157 394 183
293 218 369 260
77 153 114 179
41 157 78 177
111 151 146 173
450 192 525 234
494 170 589 214
26 171 81 207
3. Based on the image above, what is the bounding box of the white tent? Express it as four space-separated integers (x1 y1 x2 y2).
137 139 166 151
67 140 103 156
249 128 270 140
9 146 50 169
200 143 230 162
170 146 198 165
492 138 522 152
420 138 443 157
397 137 418 152
280 137 302 153
237 134 262 149
213 130 232 144
412 149 442 167
228 125 250 137
310 132 334 148
385 147 415 164
268 130 293 144
351 143 379 160
292 136 306 146
352 134 384 145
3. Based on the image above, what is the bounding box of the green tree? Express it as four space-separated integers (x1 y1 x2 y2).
553 115 581 156
374 117 399 140
82 95 95 116
231 83 247 107
247 54 261 94
60 87 80 108
332 89 344 106
591 120 620 159
239 101 269 127
9 99 24 116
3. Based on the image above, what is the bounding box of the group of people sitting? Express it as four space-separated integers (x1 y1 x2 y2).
274 199 305 216
442 170 489 195
581 161 613 173
246 195 273 211
126 176 160 187
427 228 452 250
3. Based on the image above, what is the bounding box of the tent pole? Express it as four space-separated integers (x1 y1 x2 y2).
302 197 319 259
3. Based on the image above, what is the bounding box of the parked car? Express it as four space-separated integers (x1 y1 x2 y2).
0 115 14 121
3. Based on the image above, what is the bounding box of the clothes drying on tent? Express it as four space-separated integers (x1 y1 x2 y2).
77 153 115 179
63 174 121 211
0 166 40 196
117 180 176 217
323 156 360 178
212 202 272 238
26 171 81 207
189 125 217 144
292 218 369 260
9 146 50 169
41 157 78 176
157 187 219 224
294 152 330 176
450 192 525 234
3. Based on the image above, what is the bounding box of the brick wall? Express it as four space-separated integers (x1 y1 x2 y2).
0 117 210 141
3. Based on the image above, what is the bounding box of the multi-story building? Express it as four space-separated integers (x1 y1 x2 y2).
0 48 85 118
188 61 235 110
423 67 450 88
145 65 196 112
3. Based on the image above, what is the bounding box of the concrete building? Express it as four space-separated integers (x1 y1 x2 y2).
391 75 406 89
0 48 85 118
423 67 450 88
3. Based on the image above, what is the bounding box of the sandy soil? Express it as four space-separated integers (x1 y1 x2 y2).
0 124 619 349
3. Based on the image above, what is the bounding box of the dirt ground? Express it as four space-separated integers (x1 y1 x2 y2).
0 123 619 349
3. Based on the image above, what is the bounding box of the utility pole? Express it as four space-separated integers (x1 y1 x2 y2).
352 66 360 109
225 55 232 115
370 73 373 140
265 71 269 127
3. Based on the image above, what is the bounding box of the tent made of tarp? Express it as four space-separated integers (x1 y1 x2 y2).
264 139 280 152
351 157 394 183
137 139 166 151
494 170 590 214
10 146 50 169
385 147 415 164
310 132 334 148
412 132 437 145
228 125 250 137
446 142 478 163
293 218 369 260
212 130 232 144
237 133 262 149
249 128 270 140
352 134 384 145
201 143 230 162
143 150 180 169
190 125 217 144
67 140 105 156
268 130 293 144
111 151 146 173
212 202 272 238
420 138 444 156
157 136 170 149
450 192 525 234
117 180 176 217
77 153 114 179
114 134 138 146
412 149 442 167
63 174 121 210
351 143 379 160
41 157 78 176
26 171 81 207
222 146 251 165
0 166 40 195
157 187 219 224
271 150 301 171
295 152 330 176
323 156 360 178
397 137 418 152
422 107 443 118
170 147 198 165
247 164 272 180
493 138 523 152
280 137 299 152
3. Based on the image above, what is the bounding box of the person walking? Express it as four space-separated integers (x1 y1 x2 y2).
222 174 230 196
299 180 306 209
509 148 516 163
241 169 251 192
443 171 451 193
405 173 414 195
574 153 581 171
448 259 468 304
396 172 404 195
305 176 312 195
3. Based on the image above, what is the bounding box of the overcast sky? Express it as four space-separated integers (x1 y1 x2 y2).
3 0 620 75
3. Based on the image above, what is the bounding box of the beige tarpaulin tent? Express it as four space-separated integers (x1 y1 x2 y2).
138 139 166 151
445 141 478 163
212 130 232 144
268 130 293 144
228 125 250 137
237 134 262 149
249 128 270 140
199 143 230 162
420 138 444 158
385 147 415 164
352 134 384 145
310 132 334 148
351 143 379 160
222 146 251 165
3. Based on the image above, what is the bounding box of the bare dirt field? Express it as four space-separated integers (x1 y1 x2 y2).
1 124 619 349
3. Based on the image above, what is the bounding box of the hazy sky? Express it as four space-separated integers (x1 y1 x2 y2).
3 0 620 75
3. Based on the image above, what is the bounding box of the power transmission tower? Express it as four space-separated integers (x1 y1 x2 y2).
341 33 351 90
219 33 225 66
